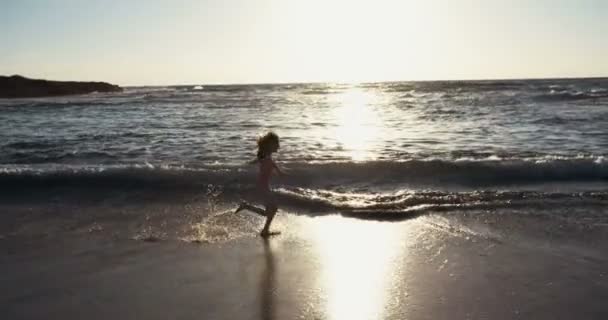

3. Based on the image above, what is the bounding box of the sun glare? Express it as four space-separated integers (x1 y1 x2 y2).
330 87 382 161
271 0 432 83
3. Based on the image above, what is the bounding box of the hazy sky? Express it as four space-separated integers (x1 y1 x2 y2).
1 0 607 85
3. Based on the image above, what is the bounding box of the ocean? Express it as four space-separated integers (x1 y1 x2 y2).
1 78 607 242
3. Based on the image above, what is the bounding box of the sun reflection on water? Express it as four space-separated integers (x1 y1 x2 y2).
309 216 406 320
330 87 382 161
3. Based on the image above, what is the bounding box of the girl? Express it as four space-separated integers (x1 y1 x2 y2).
235 131 285 236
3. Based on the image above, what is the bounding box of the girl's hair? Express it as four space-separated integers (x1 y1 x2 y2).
257 131 279 160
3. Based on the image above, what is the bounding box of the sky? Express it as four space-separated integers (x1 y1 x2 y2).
1 0 607 86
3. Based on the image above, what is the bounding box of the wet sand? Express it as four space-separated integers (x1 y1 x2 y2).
1 213 607 320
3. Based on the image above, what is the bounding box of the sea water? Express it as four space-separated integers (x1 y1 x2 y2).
1 79 607 241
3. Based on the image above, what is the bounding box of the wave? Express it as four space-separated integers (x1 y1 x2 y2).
9 151 120 164
1 157 606 190
282 157 608 186
300 88 344 95
530 116 591 125
2 164 606 222
273 187 608 220
1 160 607 223
532 90 608 102
4 141 60 150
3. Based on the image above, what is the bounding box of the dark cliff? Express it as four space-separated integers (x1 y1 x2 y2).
0 75 122 98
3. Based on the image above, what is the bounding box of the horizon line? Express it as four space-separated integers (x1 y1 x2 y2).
124 75 608 88
3 74 608 88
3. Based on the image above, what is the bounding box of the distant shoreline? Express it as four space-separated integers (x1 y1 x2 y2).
0 75 122 98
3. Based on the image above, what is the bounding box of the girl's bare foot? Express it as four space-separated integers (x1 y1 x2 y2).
260 230 280 237
234 201 246 214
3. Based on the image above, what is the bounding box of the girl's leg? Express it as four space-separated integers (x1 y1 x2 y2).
235 201 266 216
260 203 277 236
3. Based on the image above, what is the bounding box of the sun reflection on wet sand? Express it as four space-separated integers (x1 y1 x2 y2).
306 216 409 320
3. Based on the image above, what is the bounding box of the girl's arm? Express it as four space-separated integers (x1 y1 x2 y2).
272 160 286 176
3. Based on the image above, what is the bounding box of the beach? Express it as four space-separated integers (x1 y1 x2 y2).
2 201 607 320
1 79 607 318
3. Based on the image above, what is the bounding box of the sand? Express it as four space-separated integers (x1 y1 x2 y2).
1 212 607 320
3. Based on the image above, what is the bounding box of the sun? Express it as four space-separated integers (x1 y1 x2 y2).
269 0 431 83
